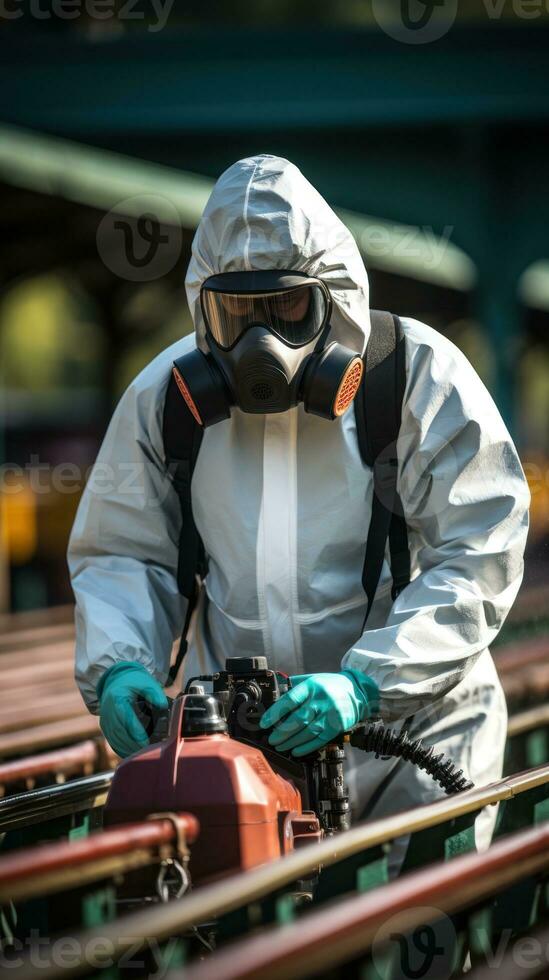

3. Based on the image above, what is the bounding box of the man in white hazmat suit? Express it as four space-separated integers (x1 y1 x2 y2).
69 155 529 865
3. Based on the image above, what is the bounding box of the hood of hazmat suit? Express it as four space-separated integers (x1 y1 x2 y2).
69 155 529 847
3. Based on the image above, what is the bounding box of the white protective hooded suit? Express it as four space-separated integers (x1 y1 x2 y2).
69 155 530 857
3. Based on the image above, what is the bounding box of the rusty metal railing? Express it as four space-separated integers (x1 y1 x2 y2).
0 740 99 791
181 822 549 980
0 813 199 904
0 770 114 833
7 761 549 980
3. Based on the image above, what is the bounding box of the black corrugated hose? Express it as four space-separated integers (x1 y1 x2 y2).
349 724 474 795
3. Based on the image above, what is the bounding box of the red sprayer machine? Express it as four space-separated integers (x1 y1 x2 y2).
104 658 326 887
105 656 472 894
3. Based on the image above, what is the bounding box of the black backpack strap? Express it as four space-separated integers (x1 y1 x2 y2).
354 310 410 627
162 370 205 685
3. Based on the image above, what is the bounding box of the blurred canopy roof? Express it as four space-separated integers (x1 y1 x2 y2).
0 18 549 423
0 20 547 273
0 125 476 291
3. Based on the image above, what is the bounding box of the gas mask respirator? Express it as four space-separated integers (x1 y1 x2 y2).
172 271 364 427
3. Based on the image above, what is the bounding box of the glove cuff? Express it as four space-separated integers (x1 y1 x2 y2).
341 669 380 721
96 660 150 700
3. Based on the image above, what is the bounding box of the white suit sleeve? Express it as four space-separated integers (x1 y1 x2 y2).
68 367 186 713
342 321 530 722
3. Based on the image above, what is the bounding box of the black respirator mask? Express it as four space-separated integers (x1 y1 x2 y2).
172 271 364 427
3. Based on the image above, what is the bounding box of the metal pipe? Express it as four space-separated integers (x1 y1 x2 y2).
0 678 80 707
503 665 549 704
182 823 549 980
0 624 74 654
0 715 102 761
0 814 199 903
0 740 98 787
496 636 549 673
0 695 87 735
12 762 549 980
0 770 113 832
0 603 73 634
0 657 74 689
507 703 549 738
0 645 73 671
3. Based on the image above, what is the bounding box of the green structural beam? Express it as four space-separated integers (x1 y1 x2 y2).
0 125 476 291
0 27 548 136
0 125 212 229
339 207 475 291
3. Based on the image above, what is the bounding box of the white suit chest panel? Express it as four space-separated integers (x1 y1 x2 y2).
190 404 375 660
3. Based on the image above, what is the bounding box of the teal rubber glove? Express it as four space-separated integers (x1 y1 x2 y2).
259 671 379 757
97 661 168 758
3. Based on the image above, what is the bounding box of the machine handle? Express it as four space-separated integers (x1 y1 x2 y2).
134 697 173 744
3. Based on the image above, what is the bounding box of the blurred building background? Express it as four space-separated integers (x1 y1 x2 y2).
0 0 548 612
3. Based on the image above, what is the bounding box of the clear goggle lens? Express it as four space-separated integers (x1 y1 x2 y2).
202 283 328 350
